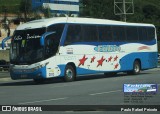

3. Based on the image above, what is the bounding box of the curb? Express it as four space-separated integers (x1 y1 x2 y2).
0 71 9 78
0 77 11 82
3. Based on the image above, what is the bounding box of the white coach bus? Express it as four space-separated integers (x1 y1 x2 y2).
2 17 158 83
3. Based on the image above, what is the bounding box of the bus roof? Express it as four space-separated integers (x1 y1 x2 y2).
16 17 155 30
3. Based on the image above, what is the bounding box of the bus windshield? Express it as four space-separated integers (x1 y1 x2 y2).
10 28 46 65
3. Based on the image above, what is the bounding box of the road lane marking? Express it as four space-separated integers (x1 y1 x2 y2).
89 90 122 96
19 97 68 104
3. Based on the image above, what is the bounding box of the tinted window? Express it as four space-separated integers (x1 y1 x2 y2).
112 26 126 41
82 25 98 42
48 24 64 36
47 24 64 43
126 26 138 41
11 28 46 65
147 27 155 41
138 27 147 41
65 24 82 45
98 26 112 41
45 33 59 58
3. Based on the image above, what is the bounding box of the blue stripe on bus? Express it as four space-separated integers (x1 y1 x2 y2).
69 40 156 46
119 52 158 71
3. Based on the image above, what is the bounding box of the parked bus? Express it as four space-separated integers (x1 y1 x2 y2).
2 17 158 83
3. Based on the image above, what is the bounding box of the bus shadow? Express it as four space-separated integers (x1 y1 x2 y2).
0 72 151 86
75 72 150 81
0 80 35 86
0 78 64 86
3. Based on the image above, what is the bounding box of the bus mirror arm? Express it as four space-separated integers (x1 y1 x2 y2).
2 36 11 49
40 32 56 46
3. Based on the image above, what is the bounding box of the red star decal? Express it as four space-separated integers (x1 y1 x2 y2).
78 55 88 67
97 56 105 67
114 55 118 61
91 56 96 63
108 56 113 62
114 63 119 69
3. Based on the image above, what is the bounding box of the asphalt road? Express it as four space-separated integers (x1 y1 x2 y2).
0 69 160 113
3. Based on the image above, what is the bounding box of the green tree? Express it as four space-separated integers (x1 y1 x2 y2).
43 7 52 18
19 0 32 22
80 0 118 20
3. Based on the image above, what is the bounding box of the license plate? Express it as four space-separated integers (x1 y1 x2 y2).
21 74 27 78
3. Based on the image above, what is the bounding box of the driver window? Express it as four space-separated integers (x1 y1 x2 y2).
45 34 58 58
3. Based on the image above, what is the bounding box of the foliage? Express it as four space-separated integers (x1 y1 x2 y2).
42 7 52 18
19 0 32 22
0 0 21 13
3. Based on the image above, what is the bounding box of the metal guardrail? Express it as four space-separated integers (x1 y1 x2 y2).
0 65 9 71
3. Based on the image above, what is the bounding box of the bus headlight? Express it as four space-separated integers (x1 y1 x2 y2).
32 62 49 71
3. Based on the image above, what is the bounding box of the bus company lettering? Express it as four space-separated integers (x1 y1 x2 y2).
14 34 41 40
94 45 121 52
27 34 41 39
14 35 22 40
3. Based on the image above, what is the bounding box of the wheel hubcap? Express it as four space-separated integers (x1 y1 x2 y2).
134 64 140 73
66 69 73 79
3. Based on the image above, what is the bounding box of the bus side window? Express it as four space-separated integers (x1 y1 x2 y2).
98 25 113 42
65 24 82 45
138 27 147 41
147 27 155 41
47 24 65 44
126 26 139 42
82 25 98 42
45 34 58 58
112 26 126 42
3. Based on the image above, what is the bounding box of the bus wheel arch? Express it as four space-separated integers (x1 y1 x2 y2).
64 63 76 82
127 59 141 75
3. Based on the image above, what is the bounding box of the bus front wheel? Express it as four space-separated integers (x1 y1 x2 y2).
64 65 76 82
127 60 141 75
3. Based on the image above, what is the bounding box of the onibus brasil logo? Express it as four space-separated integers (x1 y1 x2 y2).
123 84 157 93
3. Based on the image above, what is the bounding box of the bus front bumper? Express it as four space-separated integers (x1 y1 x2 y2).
10 66 46 80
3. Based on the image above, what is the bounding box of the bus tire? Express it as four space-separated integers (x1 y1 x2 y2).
127 60 141 75
64 65 75 82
